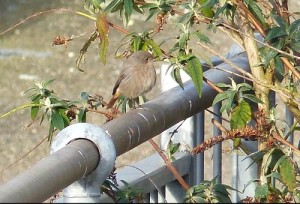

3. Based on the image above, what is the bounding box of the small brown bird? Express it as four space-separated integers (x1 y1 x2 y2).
106 50 156 109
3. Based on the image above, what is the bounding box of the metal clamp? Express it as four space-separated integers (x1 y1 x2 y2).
50 123 116 203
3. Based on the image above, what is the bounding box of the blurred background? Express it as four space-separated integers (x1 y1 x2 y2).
0 0 299 191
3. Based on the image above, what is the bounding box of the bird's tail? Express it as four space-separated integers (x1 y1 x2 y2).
106 97 118 109
106 92 120 109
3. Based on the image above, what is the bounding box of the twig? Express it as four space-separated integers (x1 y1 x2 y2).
197 42 254 80
0 135 48 174
0 8 74 36
86 107 117 119
203 77 224 93
205 109 230 123
197 41 300 101
280 57 300 80
148 139 190 191
272 131 300 155
235 0 266 37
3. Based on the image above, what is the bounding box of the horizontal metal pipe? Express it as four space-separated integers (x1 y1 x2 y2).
0 139 99 203
102 53 250 156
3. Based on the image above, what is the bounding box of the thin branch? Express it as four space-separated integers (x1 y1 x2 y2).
197 42 300 101
235 0 266 37
86 107 117 119
0 135 48 174
197 42 254 80
148 139 190 191
205 109 230 123
280 57 300 80
219 23 300 61
0 8 74 36
272 131 300 156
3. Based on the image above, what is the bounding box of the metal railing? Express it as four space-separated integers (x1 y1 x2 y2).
0 44 296 202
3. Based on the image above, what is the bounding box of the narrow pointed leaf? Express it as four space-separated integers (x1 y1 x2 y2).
124 0 133 25
96 13 110 65
171 67 184 89
186 56 203 96
264 27 287 42
212 92 228 106
51 110 65 130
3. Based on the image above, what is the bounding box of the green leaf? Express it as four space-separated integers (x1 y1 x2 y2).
104 0 122 12
198 0 218 8
220 91 236 114
261 148 285 177
242 94 263 104
271 14 288 30
279 157 297 191
159 1 172 12
171 67 184 89
261 38 284 66
193 30 212 44
237 82 253 91
178 53 193 62
80 92 89 101
179 33 189 50
31 105 40 120
145 7 159 22
124 0 133 25
99 37 109 65
132 1 143 14
289 19 300 36
113 2 124 14
274 55 284 77
264 27 287 42
198 0 214 18
255 183 269 199
290 41 300 53
184 185 207 203
244 0 267 28
230 99 251 129
51 110 65 130
132 36 142 51
212 92 228 106
186 56 203 96
178 12 193 24
96 13 110 65
214 189 231 203
215 83 232 88
78 108 87 122
58 108 70 127
141 3 158 9
144 39 163 58
42 78 56 87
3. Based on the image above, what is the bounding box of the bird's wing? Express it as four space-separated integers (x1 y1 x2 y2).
112 73 126 95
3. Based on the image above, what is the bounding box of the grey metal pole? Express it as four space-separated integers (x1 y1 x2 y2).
213 103 222 183
190 111 205 186
0 139 99 203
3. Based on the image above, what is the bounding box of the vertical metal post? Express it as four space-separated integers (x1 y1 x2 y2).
213 103 222 183
190 111 205 186
149 191 157 203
